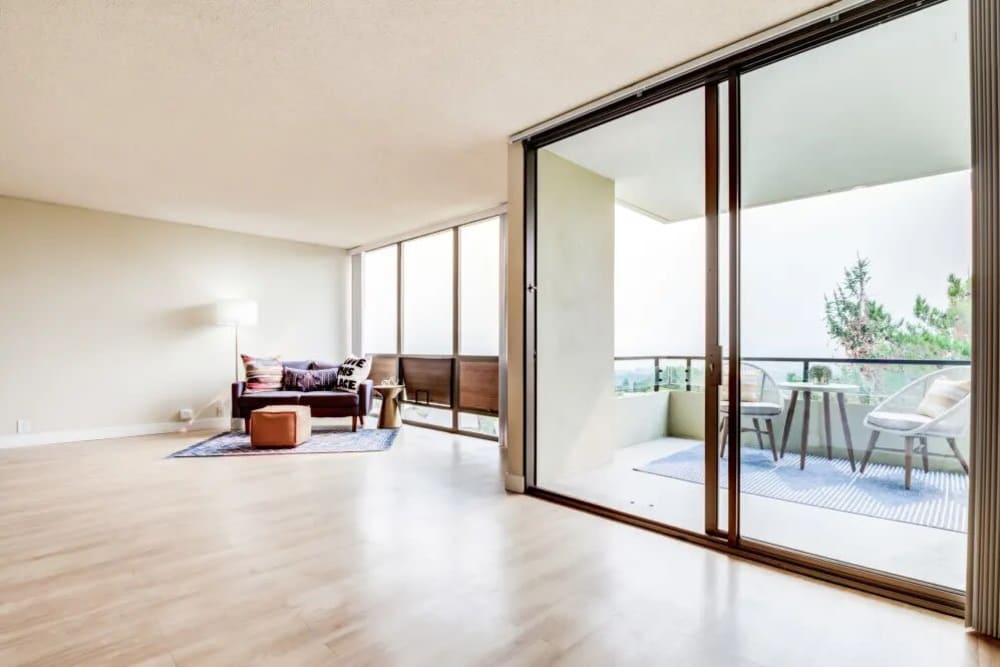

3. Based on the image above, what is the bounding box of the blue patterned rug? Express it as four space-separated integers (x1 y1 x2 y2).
636 446 968 533
168 426 399 458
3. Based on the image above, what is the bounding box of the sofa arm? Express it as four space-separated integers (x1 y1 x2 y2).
231 381 246 418
358 379 374 416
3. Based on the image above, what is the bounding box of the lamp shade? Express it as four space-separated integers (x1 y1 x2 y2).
215 298 258 327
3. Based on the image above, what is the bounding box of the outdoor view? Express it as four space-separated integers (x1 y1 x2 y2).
537 0 969 590
361 217 501 438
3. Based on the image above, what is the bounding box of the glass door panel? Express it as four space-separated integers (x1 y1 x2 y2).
737 0 971 589
533 88 711 533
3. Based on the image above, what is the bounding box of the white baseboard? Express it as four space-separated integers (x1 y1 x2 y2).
505 473 526 493
0 417 230 449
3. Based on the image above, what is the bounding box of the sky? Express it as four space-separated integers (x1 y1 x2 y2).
615 169 972 359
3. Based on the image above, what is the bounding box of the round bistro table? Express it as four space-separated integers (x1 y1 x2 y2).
778 382 860 471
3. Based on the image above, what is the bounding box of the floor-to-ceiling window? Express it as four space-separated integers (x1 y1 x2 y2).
525 0 970 610
359 215 502 439
737 0 970 589
361 244 398 356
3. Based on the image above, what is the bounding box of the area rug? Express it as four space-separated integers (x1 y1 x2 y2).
168 426 399 458
635 446 968 533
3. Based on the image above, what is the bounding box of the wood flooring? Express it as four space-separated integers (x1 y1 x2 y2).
1 425 998 665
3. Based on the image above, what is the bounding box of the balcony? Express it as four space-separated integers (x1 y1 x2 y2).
544 354 971 589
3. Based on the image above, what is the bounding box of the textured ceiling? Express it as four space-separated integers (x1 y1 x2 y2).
548 0 969 223
0 0 830 247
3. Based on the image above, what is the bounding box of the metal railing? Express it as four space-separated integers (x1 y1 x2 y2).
614 354 971 398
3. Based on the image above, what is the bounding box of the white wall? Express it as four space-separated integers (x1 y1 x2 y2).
616 170 971 358
0 197 349 442
615 393 669 448
535 150 617 482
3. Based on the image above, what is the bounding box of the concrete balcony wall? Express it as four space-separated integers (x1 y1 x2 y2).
652 390 969 473
615 392 670 448
535 150 617 481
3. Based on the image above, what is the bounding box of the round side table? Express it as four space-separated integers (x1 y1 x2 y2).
373 384 404 429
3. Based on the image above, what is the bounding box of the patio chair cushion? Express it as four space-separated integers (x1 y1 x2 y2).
916 378 971 418
720 401 781 416
867 410 932 432
719 377 763 403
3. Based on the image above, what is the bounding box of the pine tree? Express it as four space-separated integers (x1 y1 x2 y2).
824 256 898 359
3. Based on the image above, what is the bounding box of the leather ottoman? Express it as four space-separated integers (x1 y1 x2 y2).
249 405 312 448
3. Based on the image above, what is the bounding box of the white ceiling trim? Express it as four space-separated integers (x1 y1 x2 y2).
509 0 873 143
348 204 507 255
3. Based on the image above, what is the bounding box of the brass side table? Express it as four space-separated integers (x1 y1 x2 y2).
373 384 404 429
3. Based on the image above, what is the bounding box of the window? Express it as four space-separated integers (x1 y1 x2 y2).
362 245 397 354
401 231 454 354
359 217 502 439
459 217 500 355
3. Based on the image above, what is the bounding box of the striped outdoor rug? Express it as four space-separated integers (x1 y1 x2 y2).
635 446 968 533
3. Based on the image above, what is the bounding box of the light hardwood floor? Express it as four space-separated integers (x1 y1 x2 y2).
1 425 998 666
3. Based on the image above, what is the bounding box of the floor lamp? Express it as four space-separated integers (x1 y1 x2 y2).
215 298 259 382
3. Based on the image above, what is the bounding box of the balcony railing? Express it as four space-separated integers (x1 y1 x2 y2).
614 355 971 403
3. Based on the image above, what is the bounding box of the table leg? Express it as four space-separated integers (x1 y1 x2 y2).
836 392 856 472
904 436 914 489
947 437 970 473
800 391 812 471
780 391 799 459
823 392 833 460
720 415 729 458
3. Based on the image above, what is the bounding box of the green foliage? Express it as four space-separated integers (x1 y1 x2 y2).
824 257 900 359
887 274 971 359
808 364 832 384
825 258 971 361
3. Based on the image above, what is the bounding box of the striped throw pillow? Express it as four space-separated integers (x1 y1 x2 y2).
916 378 971 418
241 354 283 393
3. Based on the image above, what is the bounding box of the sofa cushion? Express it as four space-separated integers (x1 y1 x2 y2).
238 391 302 412
282 366 338 392
281 360 312 370
335 355 372 393
241 355 283 393
310 361 340 371
298 391 359 408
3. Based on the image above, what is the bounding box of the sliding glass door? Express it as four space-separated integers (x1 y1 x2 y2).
736 0 970 589
531 86 724 534
526 0 971 608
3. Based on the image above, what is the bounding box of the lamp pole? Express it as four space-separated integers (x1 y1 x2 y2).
234 324 240 383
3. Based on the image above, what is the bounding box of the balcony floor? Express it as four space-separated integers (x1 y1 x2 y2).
543 437 966 590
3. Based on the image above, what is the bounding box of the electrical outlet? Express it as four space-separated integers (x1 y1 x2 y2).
178 408 194 421
215 405 225 417
16 419 30 434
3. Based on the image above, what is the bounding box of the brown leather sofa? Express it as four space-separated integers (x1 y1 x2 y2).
231 360 373 432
